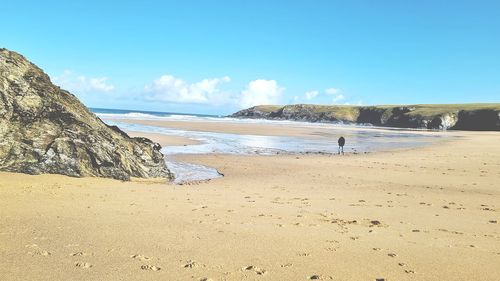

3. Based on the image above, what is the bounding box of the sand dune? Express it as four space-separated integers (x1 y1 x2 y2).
0 124 499 280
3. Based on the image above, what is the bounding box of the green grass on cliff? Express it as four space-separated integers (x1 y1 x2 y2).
404 104 500 117
252 105 283 113
288 104 360 121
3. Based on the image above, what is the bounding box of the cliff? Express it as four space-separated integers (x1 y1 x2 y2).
231 104 500 131
0 48 172 180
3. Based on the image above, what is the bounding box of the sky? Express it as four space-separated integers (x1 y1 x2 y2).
2 0 499 115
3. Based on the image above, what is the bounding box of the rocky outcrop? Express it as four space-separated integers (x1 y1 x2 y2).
0 48 173 180
231 104 500 131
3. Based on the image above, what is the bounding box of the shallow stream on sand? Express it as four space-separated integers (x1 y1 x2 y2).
105 120 442 184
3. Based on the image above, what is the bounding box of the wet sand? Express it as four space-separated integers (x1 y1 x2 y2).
127 130 200 146
110 118 447 138
0 121 499 281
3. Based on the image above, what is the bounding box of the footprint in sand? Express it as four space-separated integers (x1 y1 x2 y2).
38 250 51 256
369 220 383 227
183 260 201 268
243 265 267 275
308 274 333 280
141 265 161 271
243 265 255 270
75 262 92 269
325 247 338 252
255 269 267 275
130 254 150 261
29 250 51 256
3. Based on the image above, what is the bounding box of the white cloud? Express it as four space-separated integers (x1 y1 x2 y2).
294 88 345 104
145 75 285 108
325 87 345 103
52 70 115 94
89 77 115 92
325 88 340 95
331 94 345 102
305 90 319 100
144 75 232 105
239 79 285 108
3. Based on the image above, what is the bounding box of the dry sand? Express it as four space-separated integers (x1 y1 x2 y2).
1 121 499 281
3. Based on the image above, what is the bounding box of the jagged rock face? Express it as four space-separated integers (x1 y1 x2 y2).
453 110 500 130
0 48 172 180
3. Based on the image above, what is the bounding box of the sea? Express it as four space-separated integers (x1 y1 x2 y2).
91 108 443 183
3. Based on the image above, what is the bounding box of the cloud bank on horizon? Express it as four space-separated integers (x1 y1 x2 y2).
52 71 352 111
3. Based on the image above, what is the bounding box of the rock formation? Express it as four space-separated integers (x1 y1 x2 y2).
0 48 172 180
231 104 500 131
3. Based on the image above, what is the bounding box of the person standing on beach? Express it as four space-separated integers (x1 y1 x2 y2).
338 136 345 155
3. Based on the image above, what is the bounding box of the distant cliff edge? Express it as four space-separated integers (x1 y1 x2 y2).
230 104 500 131
0 48 172 180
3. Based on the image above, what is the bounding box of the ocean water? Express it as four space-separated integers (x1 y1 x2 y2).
93 108 443 184
91 107 222 121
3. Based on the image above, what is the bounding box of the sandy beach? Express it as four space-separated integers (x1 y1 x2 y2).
110 118 448 138
1 120 499 281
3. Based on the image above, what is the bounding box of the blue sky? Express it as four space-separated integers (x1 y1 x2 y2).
2 0 499 115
